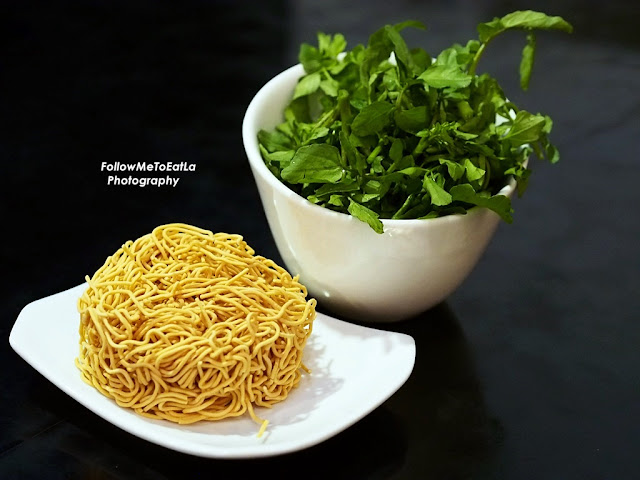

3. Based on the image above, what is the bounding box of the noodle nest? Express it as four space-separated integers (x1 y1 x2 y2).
76 223 316 434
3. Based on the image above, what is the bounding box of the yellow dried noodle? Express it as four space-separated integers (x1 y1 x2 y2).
76 223 316 436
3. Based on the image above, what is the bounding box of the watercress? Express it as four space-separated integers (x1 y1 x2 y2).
258 10 573 233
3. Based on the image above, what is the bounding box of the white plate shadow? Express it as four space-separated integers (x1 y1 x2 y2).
9 284 416 458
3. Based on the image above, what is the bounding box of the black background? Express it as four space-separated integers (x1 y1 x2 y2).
1 0 639 478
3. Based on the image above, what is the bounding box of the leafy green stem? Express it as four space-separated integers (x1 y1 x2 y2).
302 106 339 145
468 41 488 77
367 144 383 164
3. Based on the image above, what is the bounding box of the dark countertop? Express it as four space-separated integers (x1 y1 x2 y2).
1 1 638 478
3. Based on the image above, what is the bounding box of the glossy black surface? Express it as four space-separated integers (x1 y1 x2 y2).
1 1 639 478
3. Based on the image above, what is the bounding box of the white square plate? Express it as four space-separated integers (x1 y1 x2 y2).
9 284 415 458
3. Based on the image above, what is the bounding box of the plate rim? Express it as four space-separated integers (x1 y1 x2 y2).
9 284 416 458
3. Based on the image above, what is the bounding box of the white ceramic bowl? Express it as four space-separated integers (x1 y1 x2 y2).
242 64 517 322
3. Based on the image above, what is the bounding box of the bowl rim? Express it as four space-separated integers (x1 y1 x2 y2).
242 63 519 230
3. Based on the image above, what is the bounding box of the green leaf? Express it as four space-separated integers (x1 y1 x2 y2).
315 180 360 196
546 142 560 164
410 47 432 71
286 96 312 123
393 20 427 32
353 192 380 203
477 18 503 43
281 144 344 184
319 33 347 57
351 101 395 136
450 184 513 222
503 111 547 146
418 65 472 89
394 106 428 133
478 10 573 43
303 126 330 144
389 138 404 163
320 76 340 97
361 26 394 82
435 42 477 69
520 32 536 90
463 158 486 182
317 33 332 54
392 193 419 219
439 159 465 180
399 166 426 177
390 154 415 173
371 155 385 173
381 66 401 92
257 129 293 152
423 176 452 206
500 10 574 33
542 114 554 134
299 43 322 73
348 199 384 234
262 149 295 165
328 194 346 207
384 25 418 74
293 72 322 99
456 100 474 120
435 46 461 67
505 163 532 196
